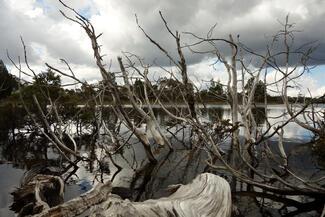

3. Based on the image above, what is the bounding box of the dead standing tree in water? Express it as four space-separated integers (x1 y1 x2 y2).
278 16 325 139
136 12 197 120
43 0 181 163
9 0 325 215
184 16 325 215
45 0 204 165
111 12 325 215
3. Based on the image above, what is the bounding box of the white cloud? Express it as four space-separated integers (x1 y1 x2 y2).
265 67 325 97
1 0 324 96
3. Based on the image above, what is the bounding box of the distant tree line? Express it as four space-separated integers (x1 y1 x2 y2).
0 60 323 109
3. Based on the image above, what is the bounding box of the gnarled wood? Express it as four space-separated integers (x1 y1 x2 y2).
31 173 231 217
34 181 112 217
11 174 64 217
90 173 231 217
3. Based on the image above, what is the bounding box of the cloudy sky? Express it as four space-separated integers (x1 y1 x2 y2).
1 0 325 96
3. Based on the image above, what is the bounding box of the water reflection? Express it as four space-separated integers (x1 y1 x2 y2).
0 164 25 217
0 104 324 216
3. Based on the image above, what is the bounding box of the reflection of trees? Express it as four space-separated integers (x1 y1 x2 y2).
311 138 325 169
1 133 49 168
251 107 266 127
120 147 207 202
2 100 324 216
2 5 325 215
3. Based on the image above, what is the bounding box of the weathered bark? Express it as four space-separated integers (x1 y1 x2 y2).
118 56 172 153
279 16 325 139
90 173 231 217
34 181 112 217
11 174 64 217
228 35 239 148
32 173 231 217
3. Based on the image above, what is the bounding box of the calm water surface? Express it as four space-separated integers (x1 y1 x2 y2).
0 105 324 217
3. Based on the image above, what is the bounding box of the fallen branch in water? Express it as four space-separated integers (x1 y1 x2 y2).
11 174 64 217
34 181 112 217
89 173 231 217
31 173 231 217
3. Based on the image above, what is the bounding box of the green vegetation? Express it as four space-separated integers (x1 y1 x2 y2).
0 61 324 109
0 60 18 101
244 77 266 102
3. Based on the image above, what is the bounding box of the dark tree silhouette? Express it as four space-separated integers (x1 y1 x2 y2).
244 77 266 103
0 60 18 100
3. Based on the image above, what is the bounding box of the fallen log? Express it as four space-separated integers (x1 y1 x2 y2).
33 181 112 217
11 174 64 217
90 173 231 217
33 173 231 217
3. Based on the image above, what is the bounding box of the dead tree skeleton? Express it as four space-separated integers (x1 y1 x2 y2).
8 1 325 215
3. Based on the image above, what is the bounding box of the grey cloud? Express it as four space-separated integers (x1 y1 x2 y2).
94 0 325 67
1 0 325 74
0 1 94 67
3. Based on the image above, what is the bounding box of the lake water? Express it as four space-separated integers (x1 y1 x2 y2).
0 104 324 217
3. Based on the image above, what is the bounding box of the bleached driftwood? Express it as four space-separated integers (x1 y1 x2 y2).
34 181 112 217
90 173 231 217
11 174 65 217
33 173 231 217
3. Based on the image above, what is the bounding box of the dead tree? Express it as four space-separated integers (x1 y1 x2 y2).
183 16 325 215
33 173 232 217
9 1 324 215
